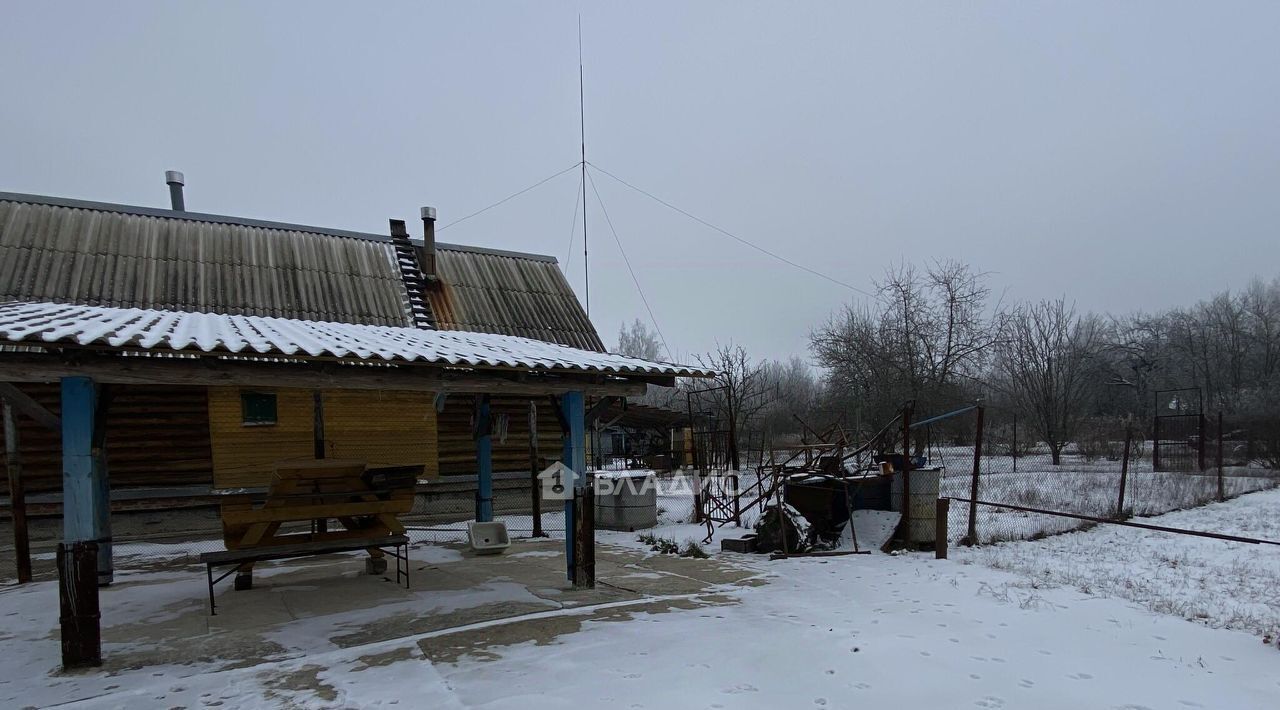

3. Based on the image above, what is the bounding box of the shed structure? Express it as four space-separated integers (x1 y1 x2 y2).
0 187 710 667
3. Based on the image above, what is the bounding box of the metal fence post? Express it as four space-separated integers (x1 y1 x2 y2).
1217 411 1225 502
935 497 949 560
1116 427 1132 519
966 405 984 545
1152 414 1161 471
900 403 912 543
1011 413 1018 473
1198 412 1207 472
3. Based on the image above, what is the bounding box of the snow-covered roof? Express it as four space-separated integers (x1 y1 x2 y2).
0 301 711 378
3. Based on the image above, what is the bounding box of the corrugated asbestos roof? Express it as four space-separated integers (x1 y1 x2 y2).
0 301 710 377
427 245 605 352
0 192 606 351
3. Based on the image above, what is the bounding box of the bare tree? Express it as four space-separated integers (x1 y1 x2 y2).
811 260 999 434
755 356 821 442
615 318 663 361
692 344 771 464
613 318 682 409
993 299 1103 465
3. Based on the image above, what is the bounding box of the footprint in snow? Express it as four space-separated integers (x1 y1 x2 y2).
1018 679 1034 689
1067 672 1094 680
975 697 1006 708
723 684 758 695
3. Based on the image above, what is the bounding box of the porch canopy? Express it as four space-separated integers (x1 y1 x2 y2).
0 300 710 394
0 299 712 653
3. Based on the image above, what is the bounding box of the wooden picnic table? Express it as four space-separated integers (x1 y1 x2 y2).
216 458 420 588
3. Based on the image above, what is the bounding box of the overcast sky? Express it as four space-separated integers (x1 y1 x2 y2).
2 2 1277 364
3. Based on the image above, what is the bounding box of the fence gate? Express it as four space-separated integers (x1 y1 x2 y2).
1153 388 1205 472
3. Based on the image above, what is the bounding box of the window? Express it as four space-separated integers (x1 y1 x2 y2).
240 391 277 426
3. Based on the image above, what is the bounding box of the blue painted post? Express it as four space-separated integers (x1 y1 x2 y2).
475 395 494 522
560 391 585 582
61 377 111 585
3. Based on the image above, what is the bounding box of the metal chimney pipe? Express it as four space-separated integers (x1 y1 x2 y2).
164 170 185 211
420 206 437 281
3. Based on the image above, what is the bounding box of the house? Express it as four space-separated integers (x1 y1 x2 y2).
0 184 674 493
0 176 710 593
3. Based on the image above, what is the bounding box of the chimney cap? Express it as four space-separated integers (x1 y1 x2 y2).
420 206 437 220
165 170 185 186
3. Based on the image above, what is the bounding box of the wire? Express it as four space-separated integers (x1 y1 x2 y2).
563 172 583 273
437 163 582 232
586 170 672 360
587 162 882 301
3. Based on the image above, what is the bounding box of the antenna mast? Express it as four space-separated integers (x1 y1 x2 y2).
579 16 589 316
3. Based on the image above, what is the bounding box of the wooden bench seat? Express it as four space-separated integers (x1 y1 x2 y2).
200 534 409 615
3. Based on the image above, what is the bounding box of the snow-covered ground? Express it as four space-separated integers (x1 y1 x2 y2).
26 539 1277 708
953 487 1280 641
5 480 1279 708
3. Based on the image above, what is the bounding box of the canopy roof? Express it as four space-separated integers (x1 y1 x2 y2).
0 301 709 378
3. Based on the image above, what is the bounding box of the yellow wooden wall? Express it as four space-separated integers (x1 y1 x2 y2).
208 387 438 488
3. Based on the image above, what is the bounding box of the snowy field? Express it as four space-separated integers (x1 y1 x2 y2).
918 446 1280 543
953 487 1280 641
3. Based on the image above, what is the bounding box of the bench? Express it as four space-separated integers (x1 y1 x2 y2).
216 459 419 587
199 534 409 615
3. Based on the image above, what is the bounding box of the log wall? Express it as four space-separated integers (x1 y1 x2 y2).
436 395 563 476
0 383 214 493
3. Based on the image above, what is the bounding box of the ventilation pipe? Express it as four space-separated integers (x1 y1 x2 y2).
164 170 185 211
420 206 437 281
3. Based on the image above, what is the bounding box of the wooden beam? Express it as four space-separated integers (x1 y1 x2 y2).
3 404 32 583
0 382 61 431
0 354 648 397
585 396 621 425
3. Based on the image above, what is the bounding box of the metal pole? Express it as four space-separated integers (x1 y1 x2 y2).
1198 412 1207 472
686 392 702 523
1116 426 1132 519
1217 411 1225 502
1011 413 1018 473
900 403 912 543
935 497 949 560
3 403 31 583
966 406 984 545
529 400 544 537
561 391 586 583
474 395 493 523
1153 413 1161 472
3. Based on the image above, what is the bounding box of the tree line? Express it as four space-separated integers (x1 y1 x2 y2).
614 265 1280 466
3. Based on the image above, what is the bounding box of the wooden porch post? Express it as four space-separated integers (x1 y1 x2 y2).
561 391 586 583
475 395 494 522
59 376 107 668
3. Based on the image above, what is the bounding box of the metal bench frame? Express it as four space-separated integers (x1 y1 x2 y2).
200 534 410 615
